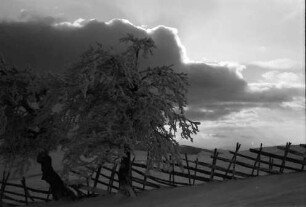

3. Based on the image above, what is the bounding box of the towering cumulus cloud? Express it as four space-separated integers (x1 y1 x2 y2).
0 18 303 125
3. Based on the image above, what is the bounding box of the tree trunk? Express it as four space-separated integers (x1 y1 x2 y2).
118 151 136 197
36 151 76 201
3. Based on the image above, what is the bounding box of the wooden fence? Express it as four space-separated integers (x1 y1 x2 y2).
0 172 51 206
1 142 306 206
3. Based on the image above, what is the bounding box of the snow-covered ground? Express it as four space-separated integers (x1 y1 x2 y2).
29 171 306 207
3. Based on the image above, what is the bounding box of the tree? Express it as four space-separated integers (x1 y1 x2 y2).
0 34 199 199
59 35 200 196
0 59 75 200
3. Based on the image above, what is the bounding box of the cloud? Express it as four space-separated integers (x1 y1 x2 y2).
188 104 305 149
261 71 304 87
250 58 302 70
0 18 304 123
17 8 64 24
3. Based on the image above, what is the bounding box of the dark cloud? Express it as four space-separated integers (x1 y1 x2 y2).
0 18 303 121
0 19 144 72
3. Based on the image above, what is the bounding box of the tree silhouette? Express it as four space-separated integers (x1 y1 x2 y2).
60 35 199 196
0 59 75 200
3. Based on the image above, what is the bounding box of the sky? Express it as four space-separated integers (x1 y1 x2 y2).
0 0 305 149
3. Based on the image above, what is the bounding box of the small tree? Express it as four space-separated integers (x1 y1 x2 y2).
60 35 200 196
0 59 75 200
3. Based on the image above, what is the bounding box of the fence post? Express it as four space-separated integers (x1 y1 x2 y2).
86 177 90 195
93 165 102 189
232 143 241 179
280 142 291 173
301 146 306 171
184 154 191 185
0 171 10 204
46 187 51 201
21 177 28 205
251 143 262 176
301 157 306 171
142 151 150 190
22 177 34 204
171 157 175 185
130 157 136 191
210 149 218 181
193 158 199 185
108 164 117 193
269 157 274 172
168 155 172 184
225 143 241 178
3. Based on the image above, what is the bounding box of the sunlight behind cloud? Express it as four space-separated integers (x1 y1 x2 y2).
55 18 87 27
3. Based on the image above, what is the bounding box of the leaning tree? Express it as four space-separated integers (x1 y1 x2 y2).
0 59 75 200
59 34 200 196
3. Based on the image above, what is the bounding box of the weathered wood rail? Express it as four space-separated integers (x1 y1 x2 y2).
1 142 305 206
